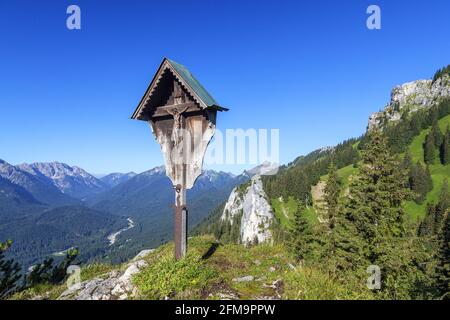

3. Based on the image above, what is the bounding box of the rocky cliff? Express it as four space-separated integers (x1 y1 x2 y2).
368 74 450 130
221 175 274 245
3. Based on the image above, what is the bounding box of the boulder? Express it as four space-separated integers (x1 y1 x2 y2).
59 251 150 300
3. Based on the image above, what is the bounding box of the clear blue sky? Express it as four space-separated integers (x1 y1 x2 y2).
1 0 449 174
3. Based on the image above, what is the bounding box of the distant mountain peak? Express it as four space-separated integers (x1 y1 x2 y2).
245 162 279 176
142 165 166 176
201 170 235 182
100 172 138 188
4 161 108 200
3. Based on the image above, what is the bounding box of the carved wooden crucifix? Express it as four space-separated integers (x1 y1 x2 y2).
131 58 228 260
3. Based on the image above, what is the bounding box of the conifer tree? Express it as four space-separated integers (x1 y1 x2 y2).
409 162 433 204
0 240 22 299
347 129 409 253
441 128 450 165
289 202 311 262
324 162 340 230
431 120 444 148
438 179 450 211
342 129 423 298
419 204 437 237
424 132 437 164
26 248 78 287
326 207 365 274
402 151 413 171
434 180 450 235
435 212 450 299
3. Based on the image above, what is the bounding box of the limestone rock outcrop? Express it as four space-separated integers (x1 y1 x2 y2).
368 74 450 130
58 249 154 300
221 175 274 245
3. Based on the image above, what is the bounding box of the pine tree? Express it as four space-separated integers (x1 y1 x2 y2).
0 240 22 299
438 179 450 211
230 216 241 244
441 128 450 165
431 120 444 148
347 129 409 253
26 248 79 287
425 165 433 192
419 204 437 237
424 133 437 164
435 212 450 299
324 162 340 230
342 129 424 298
326 207 365 274
409 162 433 204
435 180 450 235
289 202 311 262
402 151 413 171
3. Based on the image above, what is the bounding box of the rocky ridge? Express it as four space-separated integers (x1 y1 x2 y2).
368 74 450 130
17 161 108 198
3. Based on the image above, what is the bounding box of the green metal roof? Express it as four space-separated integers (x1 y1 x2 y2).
131 58 228 120
166 58 227 111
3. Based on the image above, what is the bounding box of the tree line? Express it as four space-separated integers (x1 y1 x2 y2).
0 242 78 299
433 64 450 84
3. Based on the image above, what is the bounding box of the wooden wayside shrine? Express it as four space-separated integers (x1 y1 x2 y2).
131 58 228 260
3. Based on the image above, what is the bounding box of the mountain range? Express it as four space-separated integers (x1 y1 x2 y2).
0 159 249 268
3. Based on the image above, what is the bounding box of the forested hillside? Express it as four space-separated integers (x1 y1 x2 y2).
257 98 450 299
193 88 450 299
263 98 450 223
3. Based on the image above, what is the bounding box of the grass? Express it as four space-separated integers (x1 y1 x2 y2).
133 235 291 299
320 164 358 192
404 114 450 220
271 197 297 227
132 235 373 300
80 263 118 281
271 197 318 228
9 283 67 300
133 239 218 300
336 164 359 193
303 205 319 224
283 267 374 300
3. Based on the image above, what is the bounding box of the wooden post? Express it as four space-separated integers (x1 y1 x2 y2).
174 184 187 260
